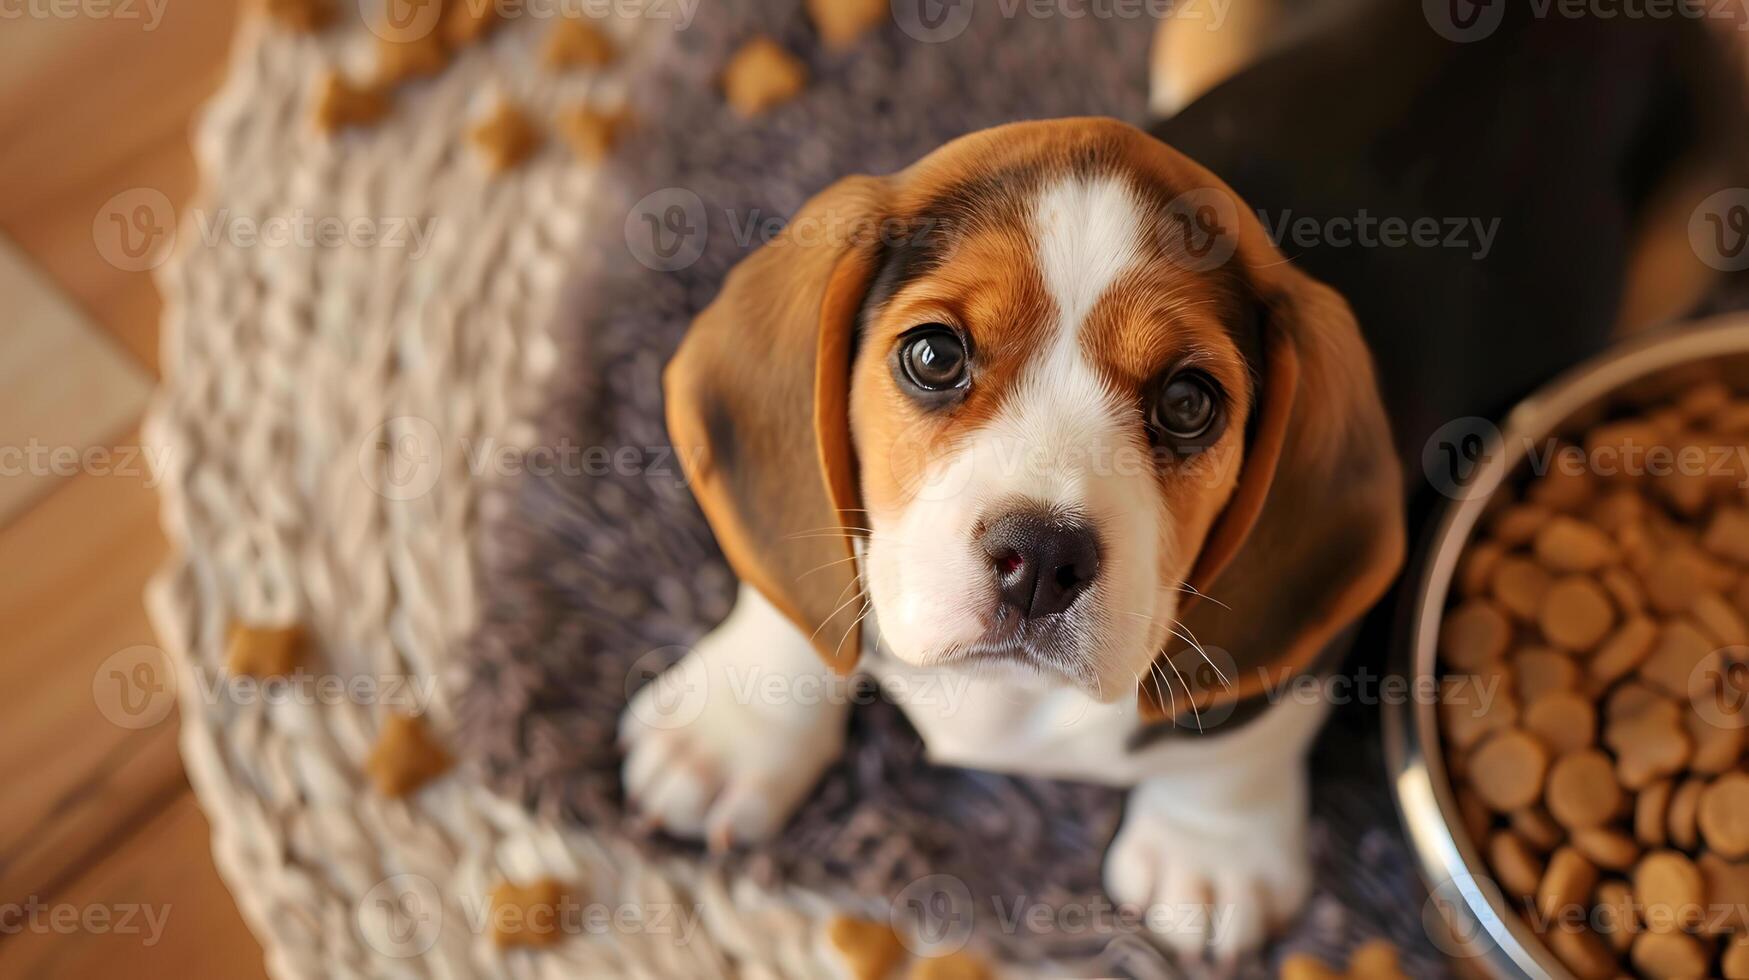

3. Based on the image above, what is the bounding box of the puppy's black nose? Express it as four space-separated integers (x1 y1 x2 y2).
981 510 1101 619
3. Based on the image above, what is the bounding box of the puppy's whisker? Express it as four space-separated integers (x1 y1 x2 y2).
1169 581 1230 611
1168 620 1231 689
833 600 874 662
1161 651 1204 734
809 587 876 646
796 554 862 580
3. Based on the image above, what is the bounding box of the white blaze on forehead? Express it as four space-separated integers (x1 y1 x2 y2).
1030 173 1149 338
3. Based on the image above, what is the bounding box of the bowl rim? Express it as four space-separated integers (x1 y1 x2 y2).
1384 314 1749 980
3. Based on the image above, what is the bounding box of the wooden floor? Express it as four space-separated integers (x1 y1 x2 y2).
0 3 270 977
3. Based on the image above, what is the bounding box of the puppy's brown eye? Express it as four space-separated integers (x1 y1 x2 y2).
1151 371 1222 443
898 326 968 392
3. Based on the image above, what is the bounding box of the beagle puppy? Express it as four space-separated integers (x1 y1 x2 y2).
622 117 1405 959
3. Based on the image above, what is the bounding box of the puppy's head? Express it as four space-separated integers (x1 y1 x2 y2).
668 118 1404 718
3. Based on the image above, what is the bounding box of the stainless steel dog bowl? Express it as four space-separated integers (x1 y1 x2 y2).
1385 315 1749 979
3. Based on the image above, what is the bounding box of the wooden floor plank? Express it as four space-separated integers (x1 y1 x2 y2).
0 792 267 979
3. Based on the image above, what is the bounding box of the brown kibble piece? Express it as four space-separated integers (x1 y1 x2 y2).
1515 649 1579 702
543 18 616 69
1588 617 1658 687
1494 503 1554 545
313 74 389 133
1644 549 1711 614
1699 772 1749 859
1535 517 1619 572
1458 540 1505 596
1636 779 1674 847
1600 566 1645 616
1530 457 1595 511
1540 575 1616 651
1441 598 1511 672
1570 828 1640 871
376 34 450 85
365 712 453 797
1638 619 1715 698
226 623 304 678
1440 675 1517 750
1701 854 1749 933
1631 930 1710 979
1546 924 1619 980
1669 777 1706 850
1538 846 1599 924
825 917 903 980
1605 697 1691 790
1523 691 1596 753
1691 591 1749 646
556 106 628 162
468 103 540 173
1606 680 1667 721
907 949 989 980
1346 939 1408 979
1635 850 1705 932
1492 557 1552 621
1489 830 1545 897
1511 807 1565 852
489 878 570 948
263 0 332 31
1727 933 1749 978
1704 507 1749 564
1470 729 1549 811
807 0 888 48
1546 750 1622 830
1685 706 1745 773
723 37 807 117
1594 879 1640 953
1278 955 1342 980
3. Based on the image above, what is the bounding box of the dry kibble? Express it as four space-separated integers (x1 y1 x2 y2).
1523 691 1596 753
723 37 807 117
1469 729 1549 811
1516 648 1580 702
1701 853 1749 932
1727 933 1749 979
1494 503 1554 545
1631 930 1711 979
1638 619 1715 698
365 712 453 797
1600 566 1646 616
1644 549 1711 614
1634 850 1705 932
1538 846 1600 924
825 917 903 980
1531 458 1595 512
1690 590 1748 646
1698 772 1749 859
806 0 889 48
1540 575 1617 652
1679 381 1731 420
1588 617 1659 687
1535 516 1619 571
543 18 616 69
1685 706 1745 773
1440 675 1517 750
1547 924 1620 980
1704 507 1749 564
1440 599 1512 670
1594 879 1640 953
489 878 570 948
1636 779 1674 847
1604 698 1692 790
1570 828 1640 871
227 623 305 677
1492 557 1553 621
1489 830 1545 896
1591 487 1649 530
556 106 628 163
1607 680 1668 721
1668 777 1707 851
1512 807 1566 852
1546 750 1623 830
313 74 389 133
1346 938 1408 980
1458 540 1505 596
468 103 540 173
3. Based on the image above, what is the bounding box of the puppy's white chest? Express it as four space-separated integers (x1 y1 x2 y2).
865 650 1146 786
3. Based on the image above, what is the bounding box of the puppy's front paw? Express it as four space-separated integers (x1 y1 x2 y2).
1103 773 1312 963
619 619 849 850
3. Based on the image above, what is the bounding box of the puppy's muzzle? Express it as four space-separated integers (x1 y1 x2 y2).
980 509 1101 620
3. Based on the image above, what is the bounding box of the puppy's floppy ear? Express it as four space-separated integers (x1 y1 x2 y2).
665 177 889 673
1144 244 1407 722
